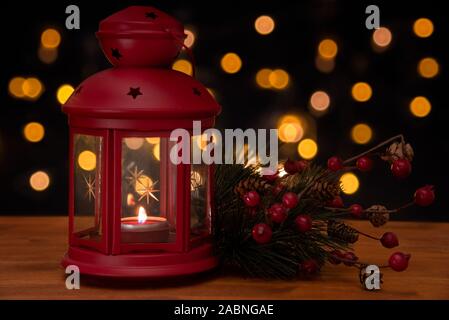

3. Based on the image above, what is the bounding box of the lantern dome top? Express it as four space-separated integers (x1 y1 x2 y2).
62 67 221 120
96 6 186 67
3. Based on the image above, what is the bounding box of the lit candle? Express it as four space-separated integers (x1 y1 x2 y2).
121 206 169 243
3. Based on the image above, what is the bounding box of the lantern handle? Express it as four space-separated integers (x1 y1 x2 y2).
166 28 197 78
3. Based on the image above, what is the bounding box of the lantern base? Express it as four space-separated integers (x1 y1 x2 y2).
61 243 218 279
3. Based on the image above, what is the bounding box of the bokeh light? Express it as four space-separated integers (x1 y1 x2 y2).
23 122 45 143
41 28 61 49
351 123 373 144
172 59 193 76
418 57 439 78
340 173 360 195
318 39 338 59
268 69 289 89
255 68 272 89
254 15 275 35
410 96 431 118
22 77 43 99
297 139 318 160
153 143 160 161
8 77 26 98
315 56 335 73
135 175 154 195
38 46 58 64
372 27 392 48
278 123 304 143
29 171 50 191
184 29 195 48
413 18 434 38
124 137 145 150
56 84 74 104
145 137 160 145
221 53 242 74
310 91 330 111
78 150 97 171
351 82 372 102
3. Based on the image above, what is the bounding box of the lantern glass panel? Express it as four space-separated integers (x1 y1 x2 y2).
73 134 103 241
190 163 210 237
121 137 177 243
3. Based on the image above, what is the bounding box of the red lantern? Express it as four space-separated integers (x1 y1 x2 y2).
61 6 221 278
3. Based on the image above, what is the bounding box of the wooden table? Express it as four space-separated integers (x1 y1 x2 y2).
1 217 448 300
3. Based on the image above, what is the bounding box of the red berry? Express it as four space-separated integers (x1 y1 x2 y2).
356 156 373 172
295 214 312 233
300 259 319 274
251 223 273 244
328 250 343 265
349 204 363 218
268 203 287 224
242 191 261 207
327 156 344 171
342 252 358 266
272 183 285 196
380 232 399 248
296 160 309 172
284 159 298 175
328 196 344 208
414 185 435 207
391 159 412 179
388 252 411 272
261 168 278 182
282 192 299 209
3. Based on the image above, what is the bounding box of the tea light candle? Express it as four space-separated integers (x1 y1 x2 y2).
121 207 169 243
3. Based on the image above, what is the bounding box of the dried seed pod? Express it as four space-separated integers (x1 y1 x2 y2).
234 176 272 197
327 220 359 243
381 141 414 163
366 205 390 227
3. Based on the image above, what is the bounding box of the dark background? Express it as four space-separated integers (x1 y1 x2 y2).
0 0 447 220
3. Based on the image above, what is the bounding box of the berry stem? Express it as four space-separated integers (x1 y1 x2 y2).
343 134 405 165
355 229 380 241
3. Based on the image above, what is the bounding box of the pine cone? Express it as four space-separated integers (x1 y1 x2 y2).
366 205 390 227
381 141 414 163
308 181 341 201
327 220 359 243
234 176 272 197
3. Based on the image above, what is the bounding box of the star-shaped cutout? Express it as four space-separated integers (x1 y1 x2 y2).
145 12 158 20
83 175 96 202
127 87 142 99
126 166 144 187
111 48 123 60
74 86 83 95
193 88 202 96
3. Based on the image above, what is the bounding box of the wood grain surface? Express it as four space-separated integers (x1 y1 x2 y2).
1 216 448 300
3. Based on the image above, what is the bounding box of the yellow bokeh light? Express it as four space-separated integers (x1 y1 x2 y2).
78 150 96 171
38 46 58 64
255 68 272 89
351 123 373 144
30 171 50 191
41 28 61 49
297 139 318 160
254 15 275 35
310 91 330 111
351 82 372 102
153 143 160 161
145 137 160 145
278 122 304 143
418 57 439 78
8 77 26 98
268 69 289 89
413 18 434 38
410 96 431 118
315 55 335 73
23 122 45 143
372 27 392 47
318 39 338 59
184 29 195 48
340 173 359 195
56 84 74 104
22 78 43 99
172 59 193 76
220 53 242 74
135 175 154 195
124 138 144 150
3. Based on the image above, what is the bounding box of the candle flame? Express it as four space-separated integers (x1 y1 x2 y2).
137 206 148 224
